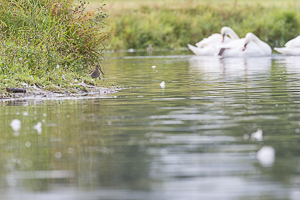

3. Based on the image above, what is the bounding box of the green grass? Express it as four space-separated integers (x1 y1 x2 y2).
2 0 300 95
87 0 300 50
0 0 111 95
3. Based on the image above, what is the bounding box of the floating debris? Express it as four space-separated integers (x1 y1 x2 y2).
34 122 42 135
160 81 165 89
10 119 21 131
257 146 275 167
251 129 263 141
10 119 21 136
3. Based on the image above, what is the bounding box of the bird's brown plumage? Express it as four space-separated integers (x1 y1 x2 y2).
89 65 101 79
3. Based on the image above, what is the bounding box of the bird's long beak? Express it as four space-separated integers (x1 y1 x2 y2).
98 65 104 76
222 35 225 43
242 44 248 51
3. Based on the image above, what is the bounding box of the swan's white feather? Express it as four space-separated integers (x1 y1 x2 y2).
274 47 300 55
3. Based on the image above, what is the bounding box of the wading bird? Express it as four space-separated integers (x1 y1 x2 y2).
89 65 104 79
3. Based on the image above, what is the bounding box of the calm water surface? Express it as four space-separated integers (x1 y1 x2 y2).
1 51 300 200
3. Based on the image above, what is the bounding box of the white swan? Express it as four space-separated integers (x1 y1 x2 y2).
219 33 272 57
274 36 300 55
188 27 239 56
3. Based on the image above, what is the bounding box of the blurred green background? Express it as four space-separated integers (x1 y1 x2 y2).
87 0 300 50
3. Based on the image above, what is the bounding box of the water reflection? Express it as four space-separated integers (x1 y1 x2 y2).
0 52 300 199
189 56 272 78
274 55 300 73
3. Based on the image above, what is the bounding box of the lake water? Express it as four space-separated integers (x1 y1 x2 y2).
1 51 300 200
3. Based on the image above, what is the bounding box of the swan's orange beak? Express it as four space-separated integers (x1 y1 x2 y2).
242 44 248 51
222 35 225 43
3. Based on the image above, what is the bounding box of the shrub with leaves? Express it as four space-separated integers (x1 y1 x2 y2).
0 0 109 74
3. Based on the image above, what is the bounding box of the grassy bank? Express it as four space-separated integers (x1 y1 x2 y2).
0 0 112 97
88 0 300 50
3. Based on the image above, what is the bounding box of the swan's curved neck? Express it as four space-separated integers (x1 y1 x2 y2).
227 30 239 40
252 35 261 43
248 34 261 45
244 33 271 55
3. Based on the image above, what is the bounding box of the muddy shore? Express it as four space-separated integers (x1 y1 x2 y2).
1 82 117 101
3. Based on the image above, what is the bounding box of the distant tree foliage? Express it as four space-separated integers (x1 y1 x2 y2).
108 2 300 50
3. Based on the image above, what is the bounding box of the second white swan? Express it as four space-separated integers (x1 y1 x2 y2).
274 36 300 55
218 33 272 57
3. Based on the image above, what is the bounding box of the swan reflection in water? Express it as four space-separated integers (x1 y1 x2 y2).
274 56 300 74
273 56 300 95
188 56 272 79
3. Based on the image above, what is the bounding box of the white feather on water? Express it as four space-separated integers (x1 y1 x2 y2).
257 146 275 167
160 81 165 89
10 119 21 131
251 129 263 141
10 119 21 137
34 122 42 135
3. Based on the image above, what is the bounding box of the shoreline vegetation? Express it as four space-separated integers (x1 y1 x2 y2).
2 0 300 99
0 0 116 99
87 0 300 51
